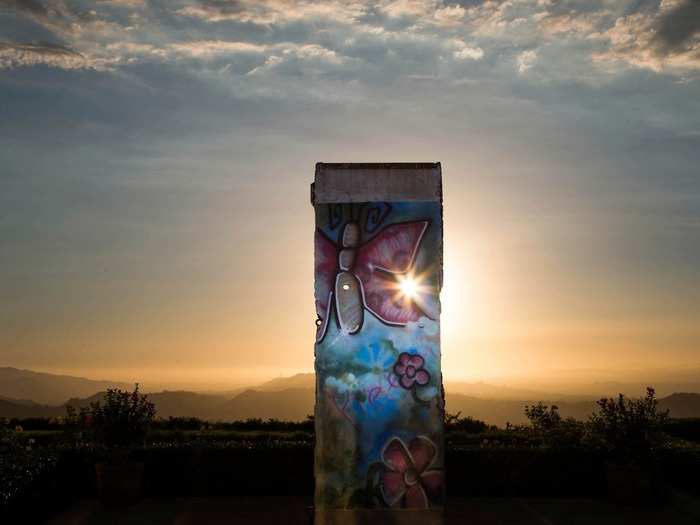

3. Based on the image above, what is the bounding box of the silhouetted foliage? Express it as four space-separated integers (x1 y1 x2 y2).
523 402 586 448
585 387 670 460
521 387 673 457
444 412 493 433
525 403 562 431
65 384 156 448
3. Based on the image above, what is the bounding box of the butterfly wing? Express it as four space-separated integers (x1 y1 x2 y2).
315 229 337 342
354 221 431 325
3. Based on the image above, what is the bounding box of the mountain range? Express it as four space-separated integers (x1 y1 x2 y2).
0 367 131 405
1 367 699 426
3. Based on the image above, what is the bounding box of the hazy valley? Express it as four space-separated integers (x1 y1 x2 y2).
2 367 700 426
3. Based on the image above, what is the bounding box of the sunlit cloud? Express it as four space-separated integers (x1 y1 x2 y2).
0 42 88 69
449 38 484 61
517 49 537 74
3 0 699 77
176 0 368 25
169 40 269 59
591 0 700 73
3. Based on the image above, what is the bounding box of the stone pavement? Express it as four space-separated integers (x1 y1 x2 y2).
43 495 700 525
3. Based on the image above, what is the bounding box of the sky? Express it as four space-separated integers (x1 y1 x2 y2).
1 0 699 389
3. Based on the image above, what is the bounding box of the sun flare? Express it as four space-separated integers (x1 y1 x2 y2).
397 274 420 299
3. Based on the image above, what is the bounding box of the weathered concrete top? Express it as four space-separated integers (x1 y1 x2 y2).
312 163 442 204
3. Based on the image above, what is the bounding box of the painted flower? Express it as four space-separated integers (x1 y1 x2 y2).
357 343 396 378
380 436 443 508
393 352 430 389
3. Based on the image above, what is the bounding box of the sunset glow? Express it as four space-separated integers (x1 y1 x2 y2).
397 274 420 301
1 0 698 390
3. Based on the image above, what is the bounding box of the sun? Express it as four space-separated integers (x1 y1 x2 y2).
397 274 420 300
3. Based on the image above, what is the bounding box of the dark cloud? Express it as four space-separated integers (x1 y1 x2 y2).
0 0 67 30
0 0 48 18
653 0 700 54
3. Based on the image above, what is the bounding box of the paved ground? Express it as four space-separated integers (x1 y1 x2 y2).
44 495 700 525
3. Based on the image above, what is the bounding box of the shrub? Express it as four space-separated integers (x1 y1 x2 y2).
66 384 156 449
525 403 562 432
524 403 585 448
584 387 670 461
444 412 492 433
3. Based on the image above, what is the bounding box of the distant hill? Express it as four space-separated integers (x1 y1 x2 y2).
658 393 700 419
1 368 699 426
62 388 314 421
0 367 131 405
0 397 63 418
65 390 233 420
257 373 315 392
253 374 582 401
444 394 604 426
443 382 592 402
219 388 315 421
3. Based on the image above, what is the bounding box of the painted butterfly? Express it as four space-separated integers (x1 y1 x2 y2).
314 219 438 342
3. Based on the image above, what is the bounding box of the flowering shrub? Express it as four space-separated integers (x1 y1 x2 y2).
66 384 156 449
585 387 670 460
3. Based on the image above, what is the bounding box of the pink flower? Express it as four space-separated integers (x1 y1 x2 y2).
393 352 430 389
380 436 444 508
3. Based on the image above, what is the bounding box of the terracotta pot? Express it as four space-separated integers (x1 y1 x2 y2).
95 461 144 507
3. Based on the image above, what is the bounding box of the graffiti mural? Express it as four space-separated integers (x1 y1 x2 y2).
314 201 445 511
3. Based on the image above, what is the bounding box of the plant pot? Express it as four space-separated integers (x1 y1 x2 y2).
95 461 144 507
605 461 660 505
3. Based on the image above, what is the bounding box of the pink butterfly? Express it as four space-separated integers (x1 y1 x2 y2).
314 220 436 342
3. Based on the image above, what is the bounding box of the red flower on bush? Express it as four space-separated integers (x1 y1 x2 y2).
380 436 443 508
393 352 430 389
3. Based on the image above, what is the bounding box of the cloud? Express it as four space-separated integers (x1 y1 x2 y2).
0 0 49 20
450 39 483 61
538 12 600 37
465 0 541 39
3 0 699 81
175 3 279 24
517 49 537 74
0 42 88 69
245 43 346 78
433 4 465 26
652 0 700 54
380 0 438 18
98 0 146 6
592 0 700 72
176 0 367 25
169 40 269 59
